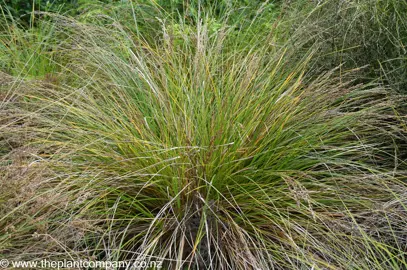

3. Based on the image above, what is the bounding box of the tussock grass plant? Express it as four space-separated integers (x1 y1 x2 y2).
0 2 407 270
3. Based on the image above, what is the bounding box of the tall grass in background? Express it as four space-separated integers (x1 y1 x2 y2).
0 6 62 77
0 1 407 269
288 0 407 94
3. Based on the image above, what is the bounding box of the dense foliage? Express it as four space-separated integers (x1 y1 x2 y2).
0 1 406 269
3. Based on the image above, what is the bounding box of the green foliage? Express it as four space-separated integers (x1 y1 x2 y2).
2 0 80 25
0 1 406 269
0 18 60 77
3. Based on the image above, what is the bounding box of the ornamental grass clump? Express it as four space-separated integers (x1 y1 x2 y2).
0 3 407 270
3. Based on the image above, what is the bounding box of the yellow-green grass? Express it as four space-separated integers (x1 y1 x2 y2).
0 1 407 269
